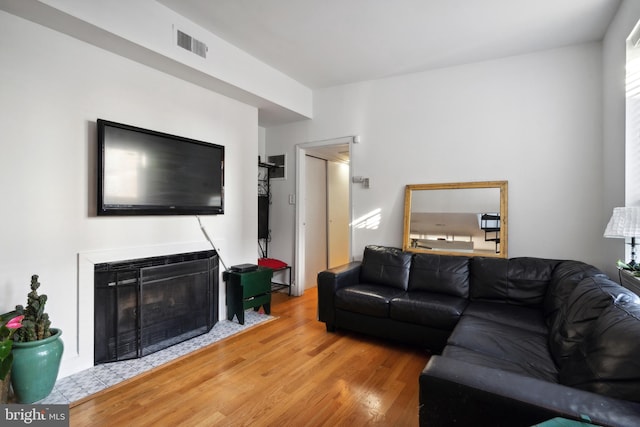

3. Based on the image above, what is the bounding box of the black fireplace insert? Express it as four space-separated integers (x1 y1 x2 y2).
94 250 218 364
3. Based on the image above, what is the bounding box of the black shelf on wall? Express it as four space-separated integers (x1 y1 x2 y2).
258 158 294 296
258 160 275 258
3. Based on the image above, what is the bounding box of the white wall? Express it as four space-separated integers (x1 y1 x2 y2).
37 0 312 117
258 126 266 161
0 11 258 376
0 0 312 124
267 43 608 272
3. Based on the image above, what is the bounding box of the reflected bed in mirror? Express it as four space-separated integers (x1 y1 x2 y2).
403 181 508 258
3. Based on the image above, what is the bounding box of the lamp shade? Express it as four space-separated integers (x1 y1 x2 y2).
604 207 640 238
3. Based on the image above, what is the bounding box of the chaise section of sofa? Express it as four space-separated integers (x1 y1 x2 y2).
419 259 640 426
419 355 640 427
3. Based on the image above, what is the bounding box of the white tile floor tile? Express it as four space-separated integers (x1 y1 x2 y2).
36 310 273 405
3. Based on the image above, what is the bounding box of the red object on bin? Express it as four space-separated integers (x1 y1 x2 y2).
258 258 288 269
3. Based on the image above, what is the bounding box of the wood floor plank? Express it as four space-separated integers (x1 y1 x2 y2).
70 289 430 426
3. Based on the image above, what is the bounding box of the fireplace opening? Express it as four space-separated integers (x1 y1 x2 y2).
94 250 218 364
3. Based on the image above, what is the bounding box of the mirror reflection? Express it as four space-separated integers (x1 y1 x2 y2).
403 181 508 257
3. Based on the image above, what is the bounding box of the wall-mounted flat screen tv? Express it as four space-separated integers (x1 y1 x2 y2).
97 119 224 216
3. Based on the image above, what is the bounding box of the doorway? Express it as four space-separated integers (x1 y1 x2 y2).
295 137 353 295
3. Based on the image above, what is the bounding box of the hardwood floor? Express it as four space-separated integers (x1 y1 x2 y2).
70 289 430 426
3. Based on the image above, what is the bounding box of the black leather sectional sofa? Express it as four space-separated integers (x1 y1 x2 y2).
317 245 640 426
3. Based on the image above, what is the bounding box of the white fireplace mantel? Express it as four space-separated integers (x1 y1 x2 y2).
63 240 221 379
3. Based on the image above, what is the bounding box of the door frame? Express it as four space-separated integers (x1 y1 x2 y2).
294 136 355 295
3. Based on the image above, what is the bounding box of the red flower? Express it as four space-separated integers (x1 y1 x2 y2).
6 315 24 330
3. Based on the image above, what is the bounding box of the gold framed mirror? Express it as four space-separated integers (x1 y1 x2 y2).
402 181 508 258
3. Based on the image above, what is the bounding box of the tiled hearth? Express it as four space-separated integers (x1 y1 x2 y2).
37 309 273 405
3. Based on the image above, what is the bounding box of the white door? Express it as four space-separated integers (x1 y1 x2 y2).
304 155 327 290
295 137 353 295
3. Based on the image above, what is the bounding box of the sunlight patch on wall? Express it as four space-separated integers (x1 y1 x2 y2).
352 208 381 230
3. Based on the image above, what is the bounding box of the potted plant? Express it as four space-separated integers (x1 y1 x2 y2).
0 313 23 403
10 274 64 403
617 259 640 275
615 260 640 295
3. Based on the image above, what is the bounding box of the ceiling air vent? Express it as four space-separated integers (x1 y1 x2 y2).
177 29 207 58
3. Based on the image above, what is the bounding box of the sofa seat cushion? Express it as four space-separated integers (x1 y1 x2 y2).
560 297 640 402
463 301 548 335
335 284 405 318
389 291 468 330
446 315 558 382
441 345 558 383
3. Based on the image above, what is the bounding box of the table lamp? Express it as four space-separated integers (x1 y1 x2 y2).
604 207 640 266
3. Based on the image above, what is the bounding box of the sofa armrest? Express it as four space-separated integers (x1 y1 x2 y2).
420 355 640 427
317 261 362 329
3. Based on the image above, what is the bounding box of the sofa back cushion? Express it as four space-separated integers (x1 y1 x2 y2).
470 257 559 307
360 245 412 290
548 276 635 367
543 260 606 327
408 253 470 298
559 295 640 402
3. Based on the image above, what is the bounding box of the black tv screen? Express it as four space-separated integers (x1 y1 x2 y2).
97 119 224 216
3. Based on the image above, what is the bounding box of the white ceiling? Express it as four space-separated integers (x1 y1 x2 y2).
156 0 620 89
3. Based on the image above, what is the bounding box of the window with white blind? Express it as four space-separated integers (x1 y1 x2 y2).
626 20 640 205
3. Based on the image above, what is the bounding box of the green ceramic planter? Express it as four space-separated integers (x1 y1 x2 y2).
11 328 63 403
